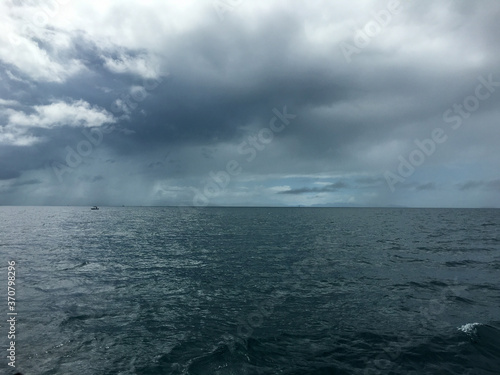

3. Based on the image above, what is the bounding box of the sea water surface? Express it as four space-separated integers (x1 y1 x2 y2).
0 207 499 374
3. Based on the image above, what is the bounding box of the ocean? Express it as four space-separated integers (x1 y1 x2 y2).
1 206 499 374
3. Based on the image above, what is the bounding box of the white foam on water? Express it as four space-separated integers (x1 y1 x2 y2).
457 322 481 334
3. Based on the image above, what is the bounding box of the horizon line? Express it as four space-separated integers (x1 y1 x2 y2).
0 205 498 209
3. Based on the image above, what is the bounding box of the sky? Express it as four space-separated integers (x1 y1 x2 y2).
0 0 499 207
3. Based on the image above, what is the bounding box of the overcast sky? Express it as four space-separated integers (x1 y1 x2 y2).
0 0 499 207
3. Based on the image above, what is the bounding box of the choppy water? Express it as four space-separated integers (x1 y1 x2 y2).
1 206 499 374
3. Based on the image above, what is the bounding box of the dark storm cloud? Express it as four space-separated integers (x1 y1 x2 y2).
0 178 41 195
279 181 348 195
355 176 386 186
416 182 436 191
12 178 41 186
457 180 500 191
1 0 500 207
0 167 20 181
458 180 484 191
0 178 40 188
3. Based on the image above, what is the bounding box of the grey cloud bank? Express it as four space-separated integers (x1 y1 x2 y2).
0 0 499 207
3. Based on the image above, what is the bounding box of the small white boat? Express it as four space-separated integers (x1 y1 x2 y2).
91 206 99 210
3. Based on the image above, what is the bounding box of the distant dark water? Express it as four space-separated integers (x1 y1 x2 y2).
1 207 499 374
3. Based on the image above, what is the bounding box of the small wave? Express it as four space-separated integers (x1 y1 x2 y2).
457 322 500 363
60 312 107 327
457 322 482 335
467 283 500 292
61 261 90 271
451 296 477 305
481 222 496 227
445 260 483 267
